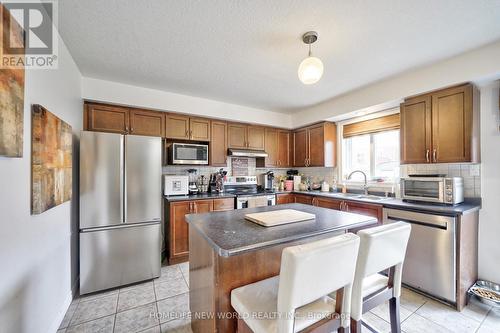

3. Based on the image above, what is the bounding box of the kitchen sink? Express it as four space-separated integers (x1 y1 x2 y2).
356 195 390 201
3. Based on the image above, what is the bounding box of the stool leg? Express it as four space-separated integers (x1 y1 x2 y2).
350 319 361 333
389 297 401 333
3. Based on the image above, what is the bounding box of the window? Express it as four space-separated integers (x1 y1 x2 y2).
342 129 400 182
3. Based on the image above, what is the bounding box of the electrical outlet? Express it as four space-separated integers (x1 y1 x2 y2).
470 164 480 177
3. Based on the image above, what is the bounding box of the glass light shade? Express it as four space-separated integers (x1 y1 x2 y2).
298 56 324 84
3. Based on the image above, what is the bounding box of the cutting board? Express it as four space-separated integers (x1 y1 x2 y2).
245 209 316 227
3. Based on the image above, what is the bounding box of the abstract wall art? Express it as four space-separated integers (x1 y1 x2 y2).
31 105 72 215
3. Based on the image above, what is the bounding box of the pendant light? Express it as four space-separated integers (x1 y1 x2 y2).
298 31 324 85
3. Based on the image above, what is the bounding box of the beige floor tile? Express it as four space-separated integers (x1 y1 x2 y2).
160 317 192 332
156 293 190 324
70 294 118 326
415 299 481 333
369 300 413 323
400 288 428 312
401 313 452 333
120 280 155 293
362 312 392 333
59 303 78 329
118 283 157 312
66 314 115 333
77 288 119 302
114 302 159 333
155 266 184 285
460 299 491 322
480 308 500 332
155 278 189 301
139 325 161 333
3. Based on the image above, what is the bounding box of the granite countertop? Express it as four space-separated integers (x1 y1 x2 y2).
186 203 377 257
164 192 236 202
277 190 481 216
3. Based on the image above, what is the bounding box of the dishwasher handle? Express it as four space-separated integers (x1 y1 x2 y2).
387 216 448 230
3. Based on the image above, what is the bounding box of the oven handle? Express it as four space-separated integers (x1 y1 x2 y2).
387 216 448 230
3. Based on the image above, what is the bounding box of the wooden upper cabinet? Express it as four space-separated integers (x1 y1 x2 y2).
129 109 165 137
431 85 473 163
165 114 190 140
293 122 336 167
308 124 325 167
401 83 479 164
293 128 308 167
190 118 211 141
210 121 227 166
264 128 279 167
86 103 129 134
277 130 291 167
228 123 247 149
400 95 432 164
247 126 265 150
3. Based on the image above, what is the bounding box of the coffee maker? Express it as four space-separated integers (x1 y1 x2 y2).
187 169 199 194
259 171 275 191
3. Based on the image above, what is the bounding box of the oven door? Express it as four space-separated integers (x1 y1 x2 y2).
401 178 445 203
171 143 208 165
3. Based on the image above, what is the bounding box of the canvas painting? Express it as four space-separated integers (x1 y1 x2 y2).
31 105 72 215
0 4 25 157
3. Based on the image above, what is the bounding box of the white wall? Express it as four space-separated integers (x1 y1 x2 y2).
0 33 82 333
82 77 293 129
292 40 500 128
478 80 500 283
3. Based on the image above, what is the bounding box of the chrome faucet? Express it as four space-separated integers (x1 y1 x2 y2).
347 170 369 195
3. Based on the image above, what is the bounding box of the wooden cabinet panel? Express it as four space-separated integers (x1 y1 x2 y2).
308 124 325 167
401 95 432 164
86 104 129 134
210 121 227 166
166 114 190 139
264 128 278 167
277 130 291 167
344 200 382 233
213 198 234 211
169 201 192 263
247 126 265 150
431 85 472 163
294 194 314 205
193 200 213 214
228 123 247 149
190 118 211 141
314 197 342 210
293 128 308 167
129 109 165 137
276 193 294 205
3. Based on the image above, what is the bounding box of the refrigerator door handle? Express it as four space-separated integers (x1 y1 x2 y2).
123 135 127 223
120 135 125 223
80 220 161 233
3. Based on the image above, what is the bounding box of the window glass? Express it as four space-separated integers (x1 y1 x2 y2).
342 129 400 182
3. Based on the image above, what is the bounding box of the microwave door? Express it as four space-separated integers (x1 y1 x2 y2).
402 179 444 202
173 143 208 164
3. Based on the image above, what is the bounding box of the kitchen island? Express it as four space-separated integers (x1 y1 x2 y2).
186 203 377 333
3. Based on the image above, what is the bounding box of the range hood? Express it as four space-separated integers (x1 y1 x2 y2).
228 148 268 158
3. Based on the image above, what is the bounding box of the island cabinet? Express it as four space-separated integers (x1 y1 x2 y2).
293 122 337 167
165 114 211 141
401 83 480 164
166 198 234 264
228 123 265 150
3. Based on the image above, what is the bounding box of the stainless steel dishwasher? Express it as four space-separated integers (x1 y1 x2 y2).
383 208 456 303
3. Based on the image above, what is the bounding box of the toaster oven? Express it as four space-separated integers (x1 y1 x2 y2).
400 176 464 205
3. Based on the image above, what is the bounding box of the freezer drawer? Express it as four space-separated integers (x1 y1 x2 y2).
383 208 456 303
80 222 161 294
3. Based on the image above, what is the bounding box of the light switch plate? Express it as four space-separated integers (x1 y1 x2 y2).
470 164 480 177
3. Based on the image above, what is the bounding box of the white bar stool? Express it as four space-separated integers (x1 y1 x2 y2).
349 222 411 333
231 233 360 333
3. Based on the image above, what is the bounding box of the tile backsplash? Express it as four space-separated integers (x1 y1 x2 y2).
400 163 481 197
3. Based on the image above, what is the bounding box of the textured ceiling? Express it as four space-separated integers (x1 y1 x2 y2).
59 0 500 113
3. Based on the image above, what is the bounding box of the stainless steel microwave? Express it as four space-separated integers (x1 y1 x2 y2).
400 176 464 205
168 143 208 165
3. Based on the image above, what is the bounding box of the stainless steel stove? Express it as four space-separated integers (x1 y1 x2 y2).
224 176 276 209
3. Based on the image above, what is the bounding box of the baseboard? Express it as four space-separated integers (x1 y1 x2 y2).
47 291 72 333
47 276 79 333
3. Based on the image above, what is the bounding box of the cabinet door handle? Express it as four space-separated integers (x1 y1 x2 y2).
185 130 189 137
426 149 430 163
433 149 437 163
340 202 344 210
345 203 349 212
190 130 193 138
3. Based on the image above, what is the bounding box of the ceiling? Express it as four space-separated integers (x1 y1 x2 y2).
58 0 500 114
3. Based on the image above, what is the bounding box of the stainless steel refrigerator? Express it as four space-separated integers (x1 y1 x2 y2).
79 131 162 294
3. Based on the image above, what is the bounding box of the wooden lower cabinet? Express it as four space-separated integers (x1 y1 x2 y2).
293 194 314 205
314 197 342 210
342 200 382 233
276 193 294 205
167 198 234 264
